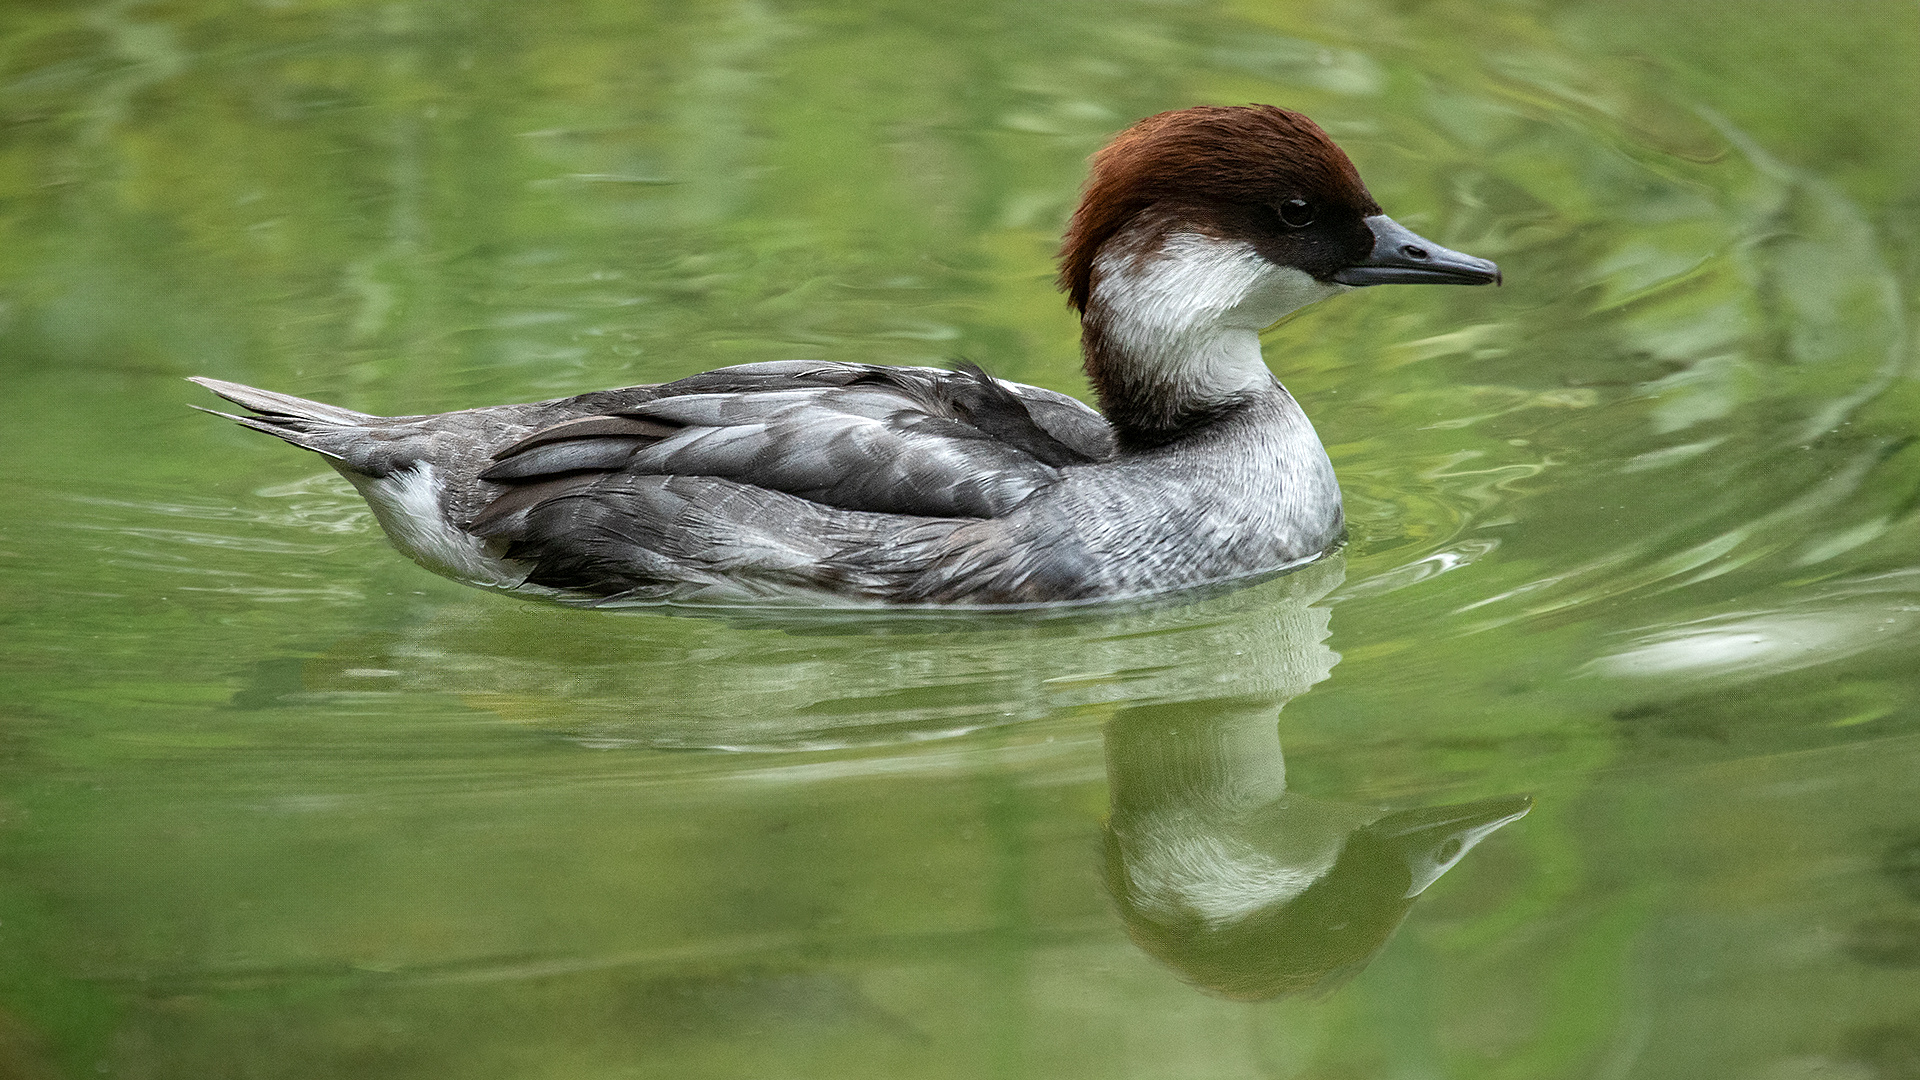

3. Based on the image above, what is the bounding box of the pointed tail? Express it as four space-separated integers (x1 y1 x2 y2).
189 377 384 464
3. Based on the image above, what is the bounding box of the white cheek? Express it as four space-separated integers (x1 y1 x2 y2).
1229 266 1350 329
1096 235 1265 328
1095 235 1348 332
1091 234 1349 401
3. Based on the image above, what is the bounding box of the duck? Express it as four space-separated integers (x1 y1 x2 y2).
193 104 1499 607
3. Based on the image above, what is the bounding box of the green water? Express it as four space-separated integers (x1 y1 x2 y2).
3 0 1919 1076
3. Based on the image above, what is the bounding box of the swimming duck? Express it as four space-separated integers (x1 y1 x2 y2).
193 105 1499 606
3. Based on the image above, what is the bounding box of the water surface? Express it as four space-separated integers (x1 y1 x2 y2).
2 1 1919 1077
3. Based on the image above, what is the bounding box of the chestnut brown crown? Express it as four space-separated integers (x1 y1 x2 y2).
1058 105 1383 312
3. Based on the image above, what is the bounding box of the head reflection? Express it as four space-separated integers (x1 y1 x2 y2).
1099 566 1529 1000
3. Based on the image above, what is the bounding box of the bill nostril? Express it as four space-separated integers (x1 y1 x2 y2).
1402 245 1429 260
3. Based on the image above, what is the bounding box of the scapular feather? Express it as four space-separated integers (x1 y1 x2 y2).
478 437 649 482
491 415 681 459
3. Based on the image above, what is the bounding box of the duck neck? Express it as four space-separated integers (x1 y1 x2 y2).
1079 226 1345 450
1105 700 1291 821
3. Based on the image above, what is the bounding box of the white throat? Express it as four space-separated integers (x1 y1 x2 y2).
1087 232 1349 402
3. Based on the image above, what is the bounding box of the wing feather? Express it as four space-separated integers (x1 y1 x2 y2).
492 415 682 458
482 363 1111 520
471 362 1118 597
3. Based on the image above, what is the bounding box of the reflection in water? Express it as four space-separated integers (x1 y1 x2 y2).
286 554 1528 1001
1103 698 1528 1000
296 554 1362 750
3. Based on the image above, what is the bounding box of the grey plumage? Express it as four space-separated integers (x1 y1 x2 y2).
191 361 1343 606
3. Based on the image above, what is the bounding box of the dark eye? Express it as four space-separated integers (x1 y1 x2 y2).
1277 198 1314 229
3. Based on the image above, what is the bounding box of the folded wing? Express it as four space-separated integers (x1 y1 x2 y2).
467 362 1114 597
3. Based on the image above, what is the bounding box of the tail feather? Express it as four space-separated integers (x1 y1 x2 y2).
188 376 395 468
187 404 349 460
189 376 377 425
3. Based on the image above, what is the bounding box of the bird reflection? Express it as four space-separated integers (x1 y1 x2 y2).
278 551 1529 1002
1102 697 1530 1000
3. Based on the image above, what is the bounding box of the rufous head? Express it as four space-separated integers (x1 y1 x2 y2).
1059 105 1497 313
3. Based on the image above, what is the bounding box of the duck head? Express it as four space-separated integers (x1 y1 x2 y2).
1060 105 1500 446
